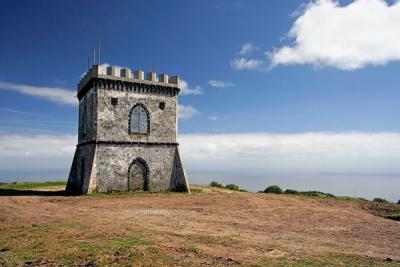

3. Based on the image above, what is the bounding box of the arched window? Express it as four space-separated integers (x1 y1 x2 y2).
129 104 149 134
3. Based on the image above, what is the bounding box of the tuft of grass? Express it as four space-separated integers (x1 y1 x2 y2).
183 245 200 254
0 181 66 190
188 234 241 246
190 188 203 193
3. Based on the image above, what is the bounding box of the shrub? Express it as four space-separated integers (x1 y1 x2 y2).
264 185 283 194
373 198 389 203
209 181 223 188
397 200 400 205
299 191 335 198
284 189 298 195
225 184 240 191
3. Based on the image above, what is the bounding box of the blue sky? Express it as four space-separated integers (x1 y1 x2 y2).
1 0 400 200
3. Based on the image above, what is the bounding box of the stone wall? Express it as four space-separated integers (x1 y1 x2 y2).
96 89 177 143
66 144 96 194
78 88 97 144
94 144 186 192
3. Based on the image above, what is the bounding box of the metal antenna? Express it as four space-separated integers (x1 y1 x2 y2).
98 40 101 65
87 56 90 70
93 49 96 65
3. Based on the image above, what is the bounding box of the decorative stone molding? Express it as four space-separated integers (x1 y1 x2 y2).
76 140 179 147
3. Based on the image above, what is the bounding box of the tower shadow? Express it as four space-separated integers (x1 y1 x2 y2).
0 189 67 197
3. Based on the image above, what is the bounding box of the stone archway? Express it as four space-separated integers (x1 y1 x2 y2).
128 158 149 191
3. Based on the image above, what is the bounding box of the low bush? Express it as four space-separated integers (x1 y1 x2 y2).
209 181 223 188
264 185 283 194
385 212 400 221
373 198 389 203
299 191 335 198
284 189 299 195
225 184 240 191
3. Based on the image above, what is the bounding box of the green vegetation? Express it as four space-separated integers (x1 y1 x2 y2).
264 185 283 194
373 197 389 203
283 189 298 194
183 245 200 254
0 219 176 266
209 181 245 192
225 183 240 191
190 188 203 193
210 181 223 188
384 212 400 221
0 181 66 190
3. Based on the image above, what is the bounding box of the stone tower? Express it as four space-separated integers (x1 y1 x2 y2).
66 64 190 194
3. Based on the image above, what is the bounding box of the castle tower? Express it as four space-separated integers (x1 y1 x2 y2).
66 65 190 194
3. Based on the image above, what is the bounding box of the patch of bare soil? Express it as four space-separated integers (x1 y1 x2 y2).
0 185 399 266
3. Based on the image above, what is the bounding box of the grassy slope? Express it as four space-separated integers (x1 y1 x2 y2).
0 182 398 266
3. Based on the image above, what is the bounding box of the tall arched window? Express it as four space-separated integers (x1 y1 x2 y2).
129 104 149 134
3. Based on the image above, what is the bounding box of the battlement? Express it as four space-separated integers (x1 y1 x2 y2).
78 65 180 93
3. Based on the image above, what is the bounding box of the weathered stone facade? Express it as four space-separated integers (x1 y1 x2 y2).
66 65 190 194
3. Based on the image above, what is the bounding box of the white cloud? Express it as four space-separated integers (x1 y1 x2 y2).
239 42 255 55
0 134 76 177
180 79 204 95
1 132 400 181
269 0 400 70
0 81 76 105
178 105 200 119
179 132 400 173
230 57 263 70
208 80 235 88
209 116 218 121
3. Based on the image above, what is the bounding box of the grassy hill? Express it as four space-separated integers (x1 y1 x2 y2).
0 183 399 266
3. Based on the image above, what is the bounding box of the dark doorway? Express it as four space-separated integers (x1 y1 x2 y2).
128 159 148 191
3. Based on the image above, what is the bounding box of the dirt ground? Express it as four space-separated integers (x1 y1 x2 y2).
0 185 399 266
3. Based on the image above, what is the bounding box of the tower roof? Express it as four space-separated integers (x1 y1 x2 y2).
78 65 180 94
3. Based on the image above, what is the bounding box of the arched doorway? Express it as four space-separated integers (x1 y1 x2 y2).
128 158 148 191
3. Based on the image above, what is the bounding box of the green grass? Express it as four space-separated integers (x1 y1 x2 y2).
0 181 66 190
190 188 203 193
182 245 200 254
0 219 176 266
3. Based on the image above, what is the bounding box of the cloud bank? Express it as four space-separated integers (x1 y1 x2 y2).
0 81 76 105
269 0 400 70
1 132 400 178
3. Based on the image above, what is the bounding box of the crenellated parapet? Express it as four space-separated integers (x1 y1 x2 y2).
77 65 180 100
